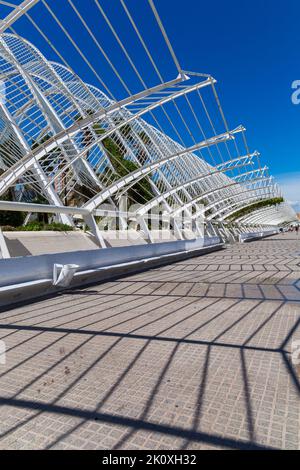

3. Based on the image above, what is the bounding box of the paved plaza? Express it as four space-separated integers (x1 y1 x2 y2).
0 233 299 450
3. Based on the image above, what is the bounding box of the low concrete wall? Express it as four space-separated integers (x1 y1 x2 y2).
239 230 278 243
3 231 99 257
0 236 223 308
2 229 186 256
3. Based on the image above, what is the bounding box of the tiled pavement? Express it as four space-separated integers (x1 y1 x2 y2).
0 233 300 449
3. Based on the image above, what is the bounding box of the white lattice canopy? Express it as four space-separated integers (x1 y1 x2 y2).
0 0 296 242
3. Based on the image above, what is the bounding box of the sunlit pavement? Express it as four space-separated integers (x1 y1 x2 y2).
0 233 299 449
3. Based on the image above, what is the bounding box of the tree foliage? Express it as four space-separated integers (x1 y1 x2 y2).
0 191 25 227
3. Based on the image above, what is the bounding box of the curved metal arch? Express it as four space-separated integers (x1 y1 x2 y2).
82 129 242 212
1 32 189 129
238 206 291 224
134 153 256 217
0 37 102 191
1 33 109 136
248 202 297 221
1 33 246 220
206 178 276 220
245 211 280 225
211 187 279 222
0 73 214 193
0 0 40 34
202 167 271 206
204 183 277 220
169 168 269 218
188 178 275 224
237 204 296 225
0 37 106 138
113 119 189 215
242 211 287 226
46 125 236 192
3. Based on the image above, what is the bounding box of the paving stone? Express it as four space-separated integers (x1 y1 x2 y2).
0 233 299 450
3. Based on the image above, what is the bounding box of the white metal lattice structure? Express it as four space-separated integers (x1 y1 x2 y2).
0 0 297 247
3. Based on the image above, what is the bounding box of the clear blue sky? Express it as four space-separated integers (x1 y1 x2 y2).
155 0 300 173
1 0 299 207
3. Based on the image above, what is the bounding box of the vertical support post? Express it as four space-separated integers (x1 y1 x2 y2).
0 229 10 259
83 213 107 248
137 215 154 243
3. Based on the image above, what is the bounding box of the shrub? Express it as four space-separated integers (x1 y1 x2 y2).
0 192 25 227
0 225 17 232
45 222 74 232
14 222 74 232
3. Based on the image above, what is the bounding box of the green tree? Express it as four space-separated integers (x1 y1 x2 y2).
0 191 25 227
